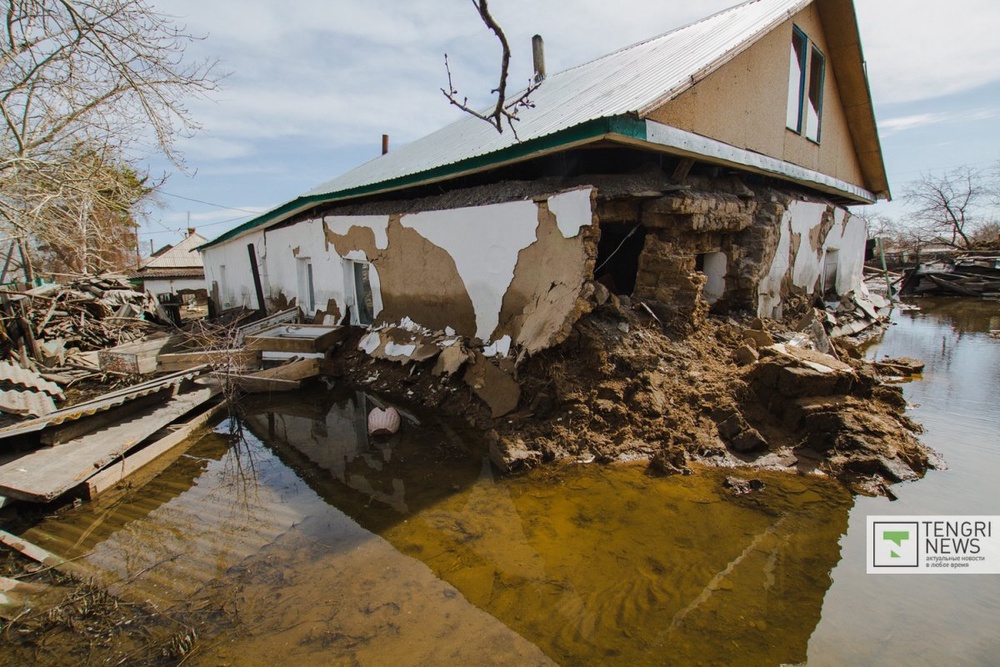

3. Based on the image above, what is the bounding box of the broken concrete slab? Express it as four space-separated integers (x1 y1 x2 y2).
733 344 759 366
742 328 774 349
873 357 925 377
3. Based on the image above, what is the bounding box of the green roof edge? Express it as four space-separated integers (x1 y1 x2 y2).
200 115 646 250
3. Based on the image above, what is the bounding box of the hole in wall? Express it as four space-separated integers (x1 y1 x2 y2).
697 251 727 305
594 223 647 296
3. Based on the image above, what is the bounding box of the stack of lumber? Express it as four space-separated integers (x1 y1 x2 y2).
0 368 222 505
0 275 174 418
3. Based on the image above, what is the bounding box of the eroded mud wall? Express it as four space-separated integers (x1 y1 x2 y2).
597 180 866 329
204 188 597 351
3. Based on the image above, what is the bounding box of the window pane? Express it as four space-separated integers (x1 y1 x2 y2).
806 46 825 142
786 29 807 131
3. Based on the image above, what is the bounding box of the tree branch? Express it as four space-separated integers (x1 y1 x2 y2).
441 0 541 139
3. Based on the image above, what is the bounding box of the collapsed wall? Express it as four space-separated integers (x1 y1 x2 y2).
594 175 868 334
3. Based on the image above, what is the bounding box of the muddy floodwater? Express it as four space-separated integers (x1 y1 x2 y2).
13 298 1000 666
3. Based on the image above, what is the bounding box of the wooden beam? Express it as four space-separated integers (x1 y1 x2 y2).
0 529 89 579
157 349 260 373
85 400 227 499
671 157 695 182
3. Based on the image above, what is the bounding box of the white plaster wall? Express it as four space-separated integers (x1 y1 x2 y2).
401 200 541 341
758 208 793 318
829 209 867 295
756 201 867 318
549 188 594 238
203 189 594 343
789 200 830 292
201 230 265 310
144 277 207 297
263 217 386 321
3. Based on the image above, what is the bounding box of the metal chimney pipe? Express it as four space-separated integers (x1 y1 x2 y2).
532 35 546 83
381 134 389 155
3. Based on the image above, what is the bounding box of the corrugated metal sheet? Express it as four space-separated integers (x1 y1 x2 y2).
0 361 64 398
306 0 807 196
141 233 208 270
0 390 57 418
0 367 207 440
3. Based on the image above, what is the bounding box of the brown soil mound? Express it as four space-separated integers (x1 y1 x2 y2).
330 301 938 497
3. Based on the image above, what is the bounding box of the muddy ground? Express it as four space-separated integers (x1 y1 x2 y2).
330 296 939 499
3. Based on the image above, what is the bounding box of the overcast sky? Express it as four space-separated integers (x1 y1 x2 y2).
140 0 1000 249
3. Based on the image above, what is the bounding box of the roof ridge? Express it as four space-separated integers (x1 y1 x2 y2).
555 0 767 77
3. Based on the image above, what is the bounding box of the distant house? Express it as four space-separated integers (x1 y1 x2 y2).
201 0 887 355
138 229 208 300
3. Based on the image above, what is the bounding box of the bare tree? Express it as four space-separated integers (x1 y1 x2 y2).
28 142 152 275
903 166 996 249
0 0 222 276
442 0 540 137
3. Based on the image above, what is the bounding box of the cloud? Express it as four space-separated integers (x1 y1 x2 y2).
855 0 1000 104
880 108 999 136
879 113 952 135
142 0 1000 246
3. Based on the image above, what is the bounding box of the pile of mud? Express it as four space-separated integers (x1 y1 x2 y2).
331 300 939 497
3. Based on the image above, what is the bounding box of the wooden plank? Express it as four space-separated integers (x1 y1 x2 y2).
0 387 216 503
245 325 347 354
251 358 321 381
157 348 260 373
99 335 178 375
0 529 89 579
226 375 301 393
235 306 300 346
85 400 227 499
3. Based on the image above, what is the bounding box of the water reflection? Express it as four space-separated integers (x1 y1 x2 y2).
238 389 856 666
808 298 1000 666
17 381 858 666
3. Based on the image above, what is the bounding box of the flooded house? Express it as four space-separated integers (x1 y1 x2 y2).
199 0 888 358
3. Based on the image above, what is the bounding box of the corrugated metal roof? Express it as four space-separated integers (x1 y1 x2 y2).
142 233 207 270
0 390 57 418
204 0 819 249
306 0 807 197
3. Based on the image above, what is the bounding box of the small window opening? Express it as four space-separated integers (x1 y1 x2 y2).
353 261 375 325
297 258 315 312
822 249 839 296
594 224 647 295
697 251 728 305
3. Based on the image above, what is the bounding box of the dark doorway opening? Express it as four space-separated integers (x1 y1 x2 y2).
594 224 647 296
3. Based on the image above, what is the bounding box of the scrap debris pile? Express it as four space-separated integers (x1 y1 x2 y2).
900 251 1000 298
0 275 170 418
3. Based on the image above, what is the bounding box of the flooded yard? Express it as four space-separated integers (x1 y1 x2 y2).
6 298 1000 665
